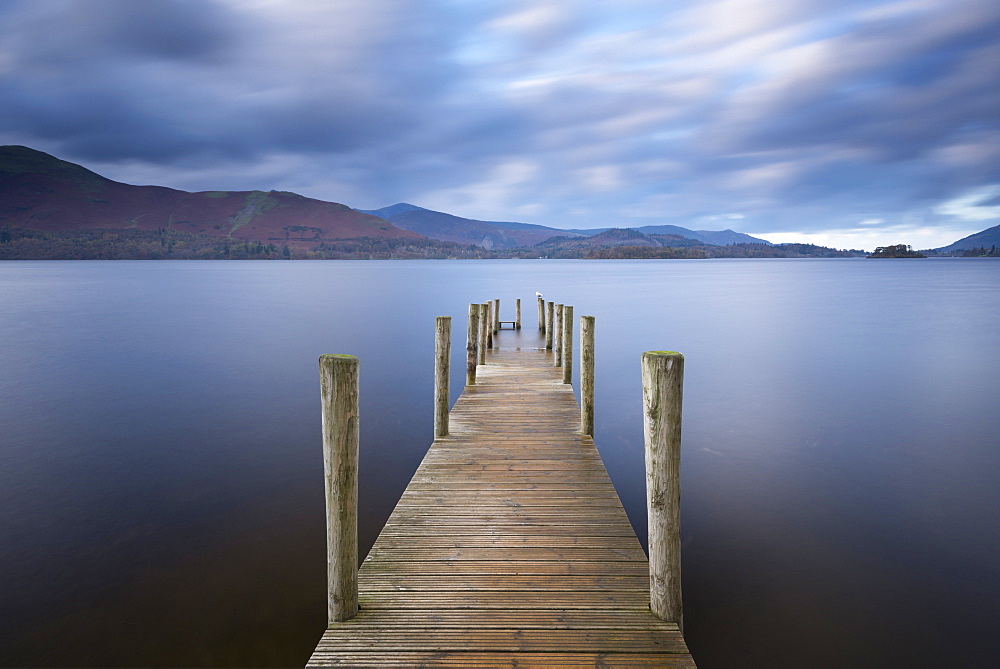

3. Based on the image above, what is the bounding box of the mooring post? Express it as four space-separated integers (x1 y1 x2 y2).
516 298 521 329
494 299 500 334
642 351 684 631
434 316 451 437
466 304 479 385
545 301 554 349
538 297 545 333
553 304 564 366
478 303 488 364
580 315 595 435
485 302 493 349
318 354 359 623
562 305 574 383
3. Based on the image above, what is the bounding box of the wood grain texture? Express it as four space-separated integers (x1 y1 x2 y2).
308 342 694 667
318 354 359 623
466 304 479 386
434 316 451 438
545 301 554 349
581 315 595 436
642 351 684 630
553 304 564 367
562 305 573 384
478 303 488 365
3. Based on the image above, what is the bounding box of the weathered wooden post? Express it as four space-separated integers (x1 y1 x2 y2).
642 351 684 630
545 302 554 349
486 302 493 349
493 299 500 334
562 305 573 383
580 315 595 435
515 298 521 329
318 354 359 623
478 303 488 364
553 304 564 367
434 316 451 437
537 297 545 333
466 304 479 385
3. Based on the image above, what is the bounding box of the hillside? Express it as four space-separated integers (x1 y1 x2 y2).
934 224 1000 253
0 146 421 249
359 203 584 249
535 228 704 252
563 224 771 245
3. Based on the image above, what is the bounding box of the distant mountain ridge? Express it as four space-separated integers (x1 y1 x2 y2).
934 224 1000 252
358 204 584 249
362 203 773 248
563 224 772 246
0 145 420 248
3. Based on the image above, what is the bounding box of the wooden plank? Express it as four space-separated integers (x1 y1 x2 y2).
308 345 695 666
308 652 696 668
312 608 681 629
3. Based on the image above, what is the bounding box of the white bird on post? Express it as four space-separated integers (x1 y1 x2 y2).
535 291 543 298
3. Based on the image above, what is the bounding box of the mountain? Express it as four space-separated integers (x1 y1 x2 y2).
0 146 421 248
935 224 1000 252
358 203 584 249
565 224 771 245
535 228 704 251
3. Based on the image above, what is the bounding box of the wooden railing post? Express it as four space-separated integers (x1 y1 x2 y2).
562 305 573 383
580 316 595 435
434 316 451 437
545 302 554 349
466 304 479 385
553 304 564 366
642 351 684 630
478 303 488 364
493 299 500 334
516 298 521 329
538 297 545 332
318 354 359 623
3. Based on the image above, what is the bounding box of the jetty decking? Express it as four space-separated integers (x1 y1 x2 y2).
308 337 695 666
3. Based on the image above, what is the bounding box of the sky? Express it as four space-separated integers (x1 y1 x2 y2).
2 0 999 249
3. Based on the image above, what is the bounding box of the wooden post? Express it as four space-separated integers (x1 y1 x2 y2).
466 304 479 385
515 298 521 329
580 316 595 435
642 351 684 630
545 302 554 349
538 297 545 332
493 299 500 334
478 303 488 365
562 305 573 383
318 354 359 623
553 304 563 367
434 316 451 437
486 302 493 349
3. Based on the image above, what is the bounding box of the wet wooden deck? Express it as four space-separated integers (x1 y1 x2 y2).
307 345 695 667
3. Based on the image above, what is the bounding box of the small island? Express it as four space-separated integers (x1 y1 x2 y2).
867 244 926 258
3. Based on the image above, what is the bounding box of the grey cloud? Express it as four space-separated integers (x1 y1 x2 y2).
1 0 998 246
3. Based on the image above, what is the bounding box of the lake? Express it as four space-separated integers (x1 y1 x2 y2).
1 258 998 667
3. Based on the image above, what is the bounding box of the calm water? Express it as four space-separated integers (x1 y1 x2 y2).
0 259 998 667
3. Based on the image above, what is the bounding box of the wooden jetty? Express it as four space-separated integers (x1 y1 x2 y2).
309 301 694 667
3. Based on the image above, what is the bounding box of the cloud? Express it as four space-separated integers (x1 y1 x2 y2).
1 0 998 248
934 185 1000 221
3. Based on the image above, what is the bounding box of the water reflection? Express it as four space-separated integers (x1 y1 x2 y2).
0 259 997 667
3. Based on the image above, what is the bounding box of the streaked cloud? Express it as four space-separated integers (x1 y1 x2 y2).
1 0 998 249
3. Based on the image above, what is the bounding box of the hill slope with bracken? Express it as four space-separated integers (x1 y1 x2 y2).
0 146 421 248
